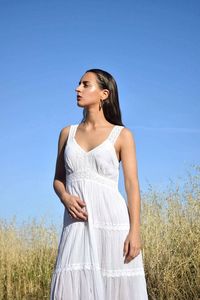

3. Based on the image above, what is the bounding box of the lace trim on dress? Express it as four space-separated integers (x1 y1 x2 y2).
108 126 124 144
67 124 76 143
70 124 124 145
66 169 118 189
53 263 145 277
62 220 129 231
92 222 129 230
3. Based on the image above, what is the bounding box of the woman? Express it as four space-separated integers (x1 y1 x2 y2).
50 69 148 299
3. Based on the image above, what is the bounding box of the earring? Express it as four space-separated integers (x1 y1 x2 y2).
99 99 104 111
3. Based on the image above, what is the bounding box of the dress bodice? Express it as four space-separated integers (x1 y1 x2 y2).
64 124 124 188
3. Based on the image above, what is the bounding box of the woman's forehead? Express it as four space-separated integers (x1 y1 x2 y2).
80 72 97 82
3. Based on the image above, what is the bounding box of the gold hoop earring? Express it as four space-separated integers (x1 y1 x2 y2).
99 99 104 111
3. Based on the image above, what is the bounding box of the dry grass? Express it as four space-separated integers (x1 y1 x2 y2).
141 164 200 299
0 165 199 299
0 219 58 299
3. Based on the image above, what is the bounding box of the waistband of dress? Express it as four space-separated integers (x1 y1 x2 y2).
66 170 118 189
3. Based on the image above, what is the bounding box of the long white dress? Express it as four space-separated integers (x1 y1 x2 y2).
50 124 148 300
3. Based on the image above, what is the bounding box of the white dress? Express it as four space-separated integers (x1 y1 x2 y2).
50 124 148 300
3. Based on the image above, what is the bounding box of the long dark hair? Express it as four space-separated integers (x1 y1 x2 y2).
80 69 125 126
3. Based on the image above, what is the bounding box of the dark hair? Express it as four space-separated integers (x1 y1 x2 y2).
81 68 125 126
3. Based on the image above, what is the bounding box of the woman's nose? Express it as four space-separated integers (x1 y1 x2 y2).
75 85 81 92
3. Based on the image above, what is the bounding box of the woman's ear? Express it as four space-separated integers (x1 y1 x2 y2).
101 89 109 100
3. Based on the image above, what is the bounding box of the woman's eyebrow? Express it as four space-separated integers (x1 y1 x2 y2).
79 80 91 85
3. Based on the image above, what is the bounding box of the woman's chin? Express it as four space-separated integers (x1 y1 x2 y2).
77 101 83 106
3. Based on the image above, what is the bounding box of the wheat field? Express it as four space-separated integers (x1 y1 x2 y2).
0 165 199 300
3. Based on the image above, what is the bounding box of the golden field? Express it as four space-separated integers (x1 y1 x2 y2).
0 165 199 300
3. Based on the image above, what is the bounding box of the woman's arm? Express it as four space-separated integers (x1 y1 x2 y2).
119 128 142 262
120 128 141 232
53 126 71 204
53 127 88 221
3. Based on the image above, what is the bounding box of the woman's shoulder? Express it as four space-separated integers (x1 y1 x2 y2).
58 124 73 144
119 126 134 137
118 126 135 144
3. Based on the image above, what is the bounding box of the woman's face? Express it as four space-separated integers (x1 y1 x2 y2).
75 72 103 107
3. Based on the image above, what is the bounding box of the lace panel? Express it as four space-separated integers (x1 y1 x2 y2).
53 263 145 277
92 222 129 231
108 126 124 144
66 170 118 189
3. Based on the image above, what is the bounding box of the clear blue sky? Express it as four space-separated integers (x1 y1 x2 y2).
0 0 199 224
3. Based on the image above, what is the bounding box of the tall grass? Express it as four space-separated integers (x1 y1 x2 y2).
0 165 199 299
141 164 200 299
0 219 58 299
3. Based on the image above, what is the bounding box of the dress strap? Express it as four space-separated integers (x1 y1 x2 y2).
108 125 124 144
68 124 124 144
67 124 77 142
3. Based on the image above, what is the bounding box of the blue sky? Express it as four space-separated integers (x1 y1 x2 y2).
0 0 199 224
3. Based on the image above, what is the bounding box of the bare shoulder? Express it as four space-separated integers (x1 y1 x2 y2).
115 127 136 162
119 127 135 146
57 125 71 149
60 125 71 139
119 127 138 174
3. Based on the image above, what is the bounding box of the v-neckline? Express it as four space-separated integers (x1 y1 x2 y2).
73 124 116 155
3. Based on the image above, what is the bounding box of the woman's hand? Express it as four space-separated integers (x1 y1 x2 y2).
63 194 88 221
123 230 141 263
